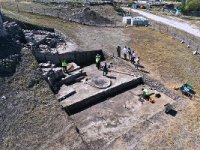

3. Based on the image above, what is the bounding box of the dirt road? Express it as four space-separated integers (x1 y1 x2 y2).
127 8 200 38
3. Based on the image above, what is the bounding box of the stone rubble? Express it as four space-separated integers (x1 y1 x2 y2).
24 29 77 65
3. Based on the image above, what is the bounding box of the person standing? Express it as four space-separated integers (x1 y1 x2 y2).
103 62 109 76
127 47 132 61
116 46 121 57
123 46 128 60
131 51 136 64
134 57 140 70
96 54 101 70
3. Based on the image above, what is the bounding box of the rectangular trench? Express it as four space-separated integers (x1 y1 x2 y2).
64 77 143 115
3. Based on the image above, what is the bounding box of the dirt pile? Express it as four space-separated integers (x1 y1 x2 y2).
70 7 114 26
1 2 121 26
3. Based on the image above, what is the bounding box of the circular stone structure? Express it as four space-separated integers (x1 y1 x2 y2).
87 76 111 89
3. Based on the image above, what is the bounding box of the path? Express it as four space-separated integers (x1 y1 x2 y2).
126 8 200 38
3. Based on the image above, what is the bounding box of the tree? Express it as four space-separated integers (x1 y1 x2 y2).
185 0 200 11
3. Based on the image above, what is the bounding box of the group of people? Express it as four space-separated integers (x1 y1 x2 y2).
117 46 140 70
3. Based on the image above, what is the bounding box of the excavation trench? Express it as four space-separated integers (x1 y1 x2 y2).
2 15 180 118
64 77 143 115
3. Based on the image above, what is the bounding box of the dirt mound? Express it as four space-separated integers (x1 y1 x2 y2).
70 7 114 25
1 2 122 26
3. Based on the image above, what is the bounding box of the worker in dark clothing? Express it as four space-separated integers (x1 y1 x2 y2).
116 46 121 57
96 54 101 70
103 62 109 76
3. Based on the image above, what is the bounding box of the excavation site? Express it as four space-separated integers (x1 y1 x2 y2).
1 1 200 150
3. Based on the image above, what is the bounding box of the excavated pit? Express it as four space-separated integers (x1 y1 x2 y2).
61 63 143 115
71 84 176 149
64 77 143 115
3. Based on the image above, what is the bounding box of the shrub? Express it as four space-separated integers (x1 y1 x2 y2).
185 0 200 11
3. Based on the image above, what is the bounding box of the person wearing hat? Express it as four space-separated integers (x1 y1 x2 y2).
96 54 101 70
